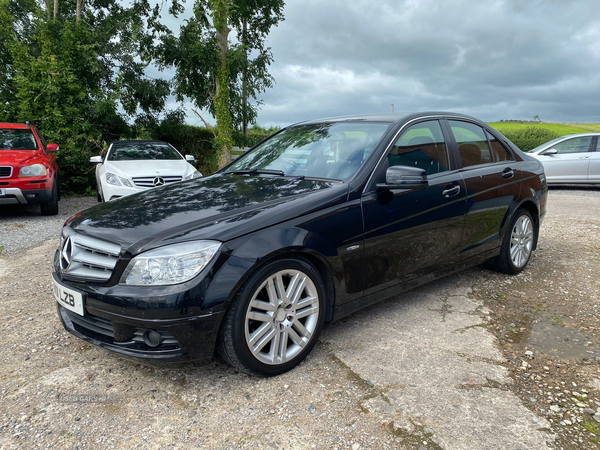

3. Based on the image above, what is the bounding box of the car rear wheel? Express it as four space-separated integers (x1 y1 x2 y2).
494 208 535 274
40 180 59 216
218 256 325 376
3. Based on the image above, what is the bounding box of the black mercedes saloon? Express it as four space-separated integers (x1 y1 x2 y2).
52 112 548 376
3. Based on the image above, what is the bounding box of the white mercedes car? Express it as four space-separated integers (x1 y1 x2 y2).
91 140 202 202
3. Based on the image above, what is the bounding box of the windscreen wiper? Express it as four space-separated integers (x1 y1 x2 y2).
226 169 286 176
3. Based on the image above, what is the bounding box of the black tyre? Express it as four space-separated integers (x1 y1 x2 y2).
493 208 535 274
218 256 326 376
40 181 59 216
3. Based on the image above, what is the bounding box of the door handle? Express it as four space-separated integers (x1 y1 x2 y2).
502 168 514 179
579 155 590 159
442 184 460 198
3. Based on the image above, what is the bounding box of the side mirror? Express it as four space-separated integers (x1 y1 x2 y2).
377 166 428 190
46 143 59 153
90 156 103 164
185 155 195 162
541 148 558 155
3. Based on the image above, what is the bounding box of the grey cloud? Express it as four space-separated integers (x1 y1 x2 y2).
253 0 600 126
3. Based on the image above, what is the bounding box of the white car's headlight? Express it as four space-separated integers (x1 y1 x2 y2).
106 173 132 187
184 170 202 180
19 164 48 177
120 241 221 286
106 172 121 186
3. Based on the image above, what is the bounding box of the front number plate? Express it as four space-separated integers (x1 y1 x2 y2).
53 277 85 316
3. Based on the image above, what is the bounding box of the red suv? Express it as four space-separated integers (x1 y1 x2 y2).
0 122 60 215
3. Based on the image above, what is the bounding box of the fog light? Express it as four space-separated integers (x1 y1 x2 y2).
143 330 162 348
26 193 36 198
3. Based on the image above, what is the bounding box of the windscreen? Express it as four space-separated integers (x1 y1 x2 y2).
0 129 38 150
108 143 182 161
225 122 391 180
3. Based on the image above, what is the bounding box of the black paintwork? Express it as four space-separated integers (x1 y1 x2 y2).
54 112 548 363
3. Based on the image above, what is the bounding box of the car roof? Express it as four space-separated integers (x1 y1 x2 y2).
293 111 488 127
551 132 600 139
0 123 31 129
109 140 170 147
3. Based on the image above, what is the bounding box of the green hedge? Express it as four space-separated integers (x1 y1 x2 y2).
496 127 561 152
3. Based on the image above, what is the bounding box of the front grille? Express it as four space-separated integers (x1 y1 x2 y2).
61 307 180 351
61 232 121 282
0 166 12 178
132 175 182 187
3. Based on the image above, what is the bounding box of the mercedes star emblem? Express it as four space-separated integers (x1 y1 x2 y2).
60 236 73 271
153 177 165 187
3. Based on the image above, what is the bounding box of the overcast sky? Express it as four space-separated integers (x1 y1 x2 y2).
159 0 600 127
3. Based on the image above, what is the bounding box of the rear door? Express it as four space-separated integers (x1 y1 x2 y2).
539 136 593 183
360 119 466 297
445 120 522 258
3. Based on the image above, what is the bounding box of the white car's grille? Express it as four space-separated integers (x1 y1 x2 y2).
132 176 182 187
60 232 121 282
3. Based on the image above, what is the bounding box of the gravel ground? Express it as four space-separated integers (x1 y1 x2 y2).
0 188 598 449
0 197 98 256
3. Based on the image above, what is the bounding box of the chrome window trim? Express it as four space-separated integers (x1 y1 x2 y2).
363 114 469 194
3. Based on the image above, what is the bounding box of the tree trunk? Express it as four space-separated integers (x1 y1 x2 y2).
212 0 233 168
76 0 83 23
44 0 52 20
53 0 58 20
242 18 248 138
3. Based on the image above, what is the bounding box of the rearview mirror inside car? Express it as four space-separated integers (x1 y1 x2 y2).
90 156 103 163
377 165 428 190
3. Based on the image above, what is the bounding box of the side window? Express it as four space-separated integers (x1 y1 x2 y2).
448 120 493 168
486 130 513 162
553 137 592 154
388 120 450 175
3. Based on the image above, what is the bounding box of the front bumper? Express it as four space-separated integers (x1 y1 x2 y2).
0 186 52 205
52 246 256 364
57 302 222 364
101 183 146 202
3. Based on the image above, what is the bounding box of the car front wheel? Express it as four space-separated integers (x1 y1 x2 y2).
218 257 325 376
494 208 536 274
40 180 59 216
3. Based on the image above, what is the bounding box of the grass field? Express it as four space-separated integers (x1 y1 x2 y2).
488 122 600 135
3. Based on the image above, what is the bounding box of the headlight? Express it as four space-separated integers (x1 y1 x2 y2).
120 240 221 286
106 173 132 186
19 164 48 177
106 172 121 186
119 176 132 187
184 170 202 180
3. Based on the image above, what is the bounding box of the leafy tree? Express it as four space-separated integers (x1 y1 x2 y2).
0 0 179 193
160 0 284 168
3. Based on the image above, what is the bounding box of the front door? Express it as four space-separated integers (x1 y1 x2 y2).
540 136 594 183
588 137 600 182
361 120 466 298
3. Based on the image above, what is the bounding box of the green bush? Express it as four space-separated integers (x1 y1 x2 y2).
497 127 561 152
149 112 218 174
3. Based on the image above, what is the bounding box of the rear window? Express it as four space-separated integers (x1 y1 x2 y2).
0 129 38 150
108 143 182 161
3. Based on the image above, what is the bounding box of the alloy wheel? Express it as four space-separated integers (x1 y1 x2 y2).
244 269 320 365
510 215 534 268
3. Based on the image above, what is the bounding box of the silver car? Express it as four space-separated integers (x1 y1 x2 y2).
528 133 600 184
